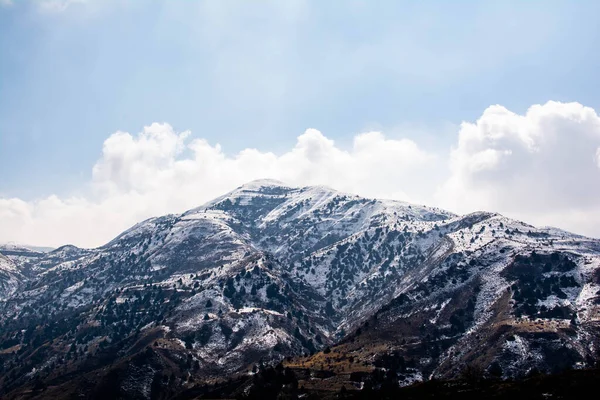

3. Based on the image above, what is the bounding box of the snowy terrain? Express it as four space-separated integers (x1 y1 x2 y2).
1 179 600 397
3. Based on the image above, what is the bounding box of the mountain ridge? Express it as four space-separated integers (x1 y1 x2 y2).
1 180 599 398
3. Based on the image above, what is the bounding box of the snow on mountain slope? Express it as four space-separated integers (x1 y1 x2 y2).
0 242 54 253
296 210 600 385
1 180 600 398
0 253 23 299
0 243 48 277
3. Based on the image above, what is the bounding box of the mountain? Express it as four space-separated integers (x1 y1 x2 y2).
0 253 23 300
0 180 599 399
0 242 55 254
0 243 54 268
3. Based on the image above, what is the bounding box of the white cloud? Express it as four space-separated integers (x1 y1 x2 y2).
2 101 600 248
0 125 438 248
437 101 600 235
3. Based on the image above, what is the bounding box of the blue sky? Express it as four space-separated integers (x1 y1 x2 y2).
2 0 600 246
2 0 599 198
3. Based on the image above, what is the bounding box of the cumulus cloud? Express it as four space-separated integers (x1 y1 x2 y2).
0 125 438 248
437 101 600 235
2 101 600 248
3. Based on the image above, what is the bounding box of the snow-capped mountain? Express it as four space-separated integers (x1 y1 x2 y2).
1 180 599 398
0 242 54 254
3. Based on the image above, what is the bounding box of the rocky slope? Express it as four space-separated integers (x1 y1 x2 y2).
0 253 23 300
0 180 599 398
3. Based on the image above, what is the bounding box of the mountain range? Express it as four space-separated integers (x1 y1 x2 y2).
1 179 599 399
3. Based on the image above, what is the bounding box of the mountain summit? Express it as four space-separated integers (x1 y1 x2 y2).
1 181 599 398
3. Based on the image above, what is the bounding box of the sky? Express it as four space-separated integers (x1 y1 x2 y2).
1 0 600 247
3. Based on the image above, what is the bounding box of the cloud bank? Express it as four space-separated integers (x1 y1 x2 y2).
438 101 600 236
2 101 600 248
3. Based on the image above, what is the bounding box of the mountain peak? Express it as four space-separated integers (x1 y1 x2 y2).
237 178 289 190
49 244 82 254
